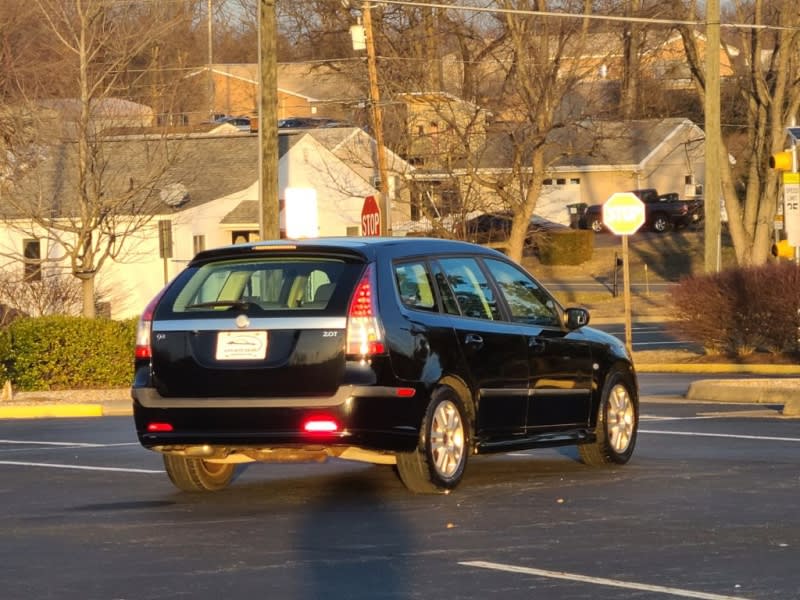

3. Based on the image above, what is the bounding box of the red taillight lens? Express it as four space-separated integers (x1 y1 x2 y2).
147 422 174 432
303 419 339 433
135 288 167 360
346 265 386 356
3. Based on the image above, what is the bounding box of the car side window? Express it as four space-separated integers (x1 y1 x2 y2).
483 258 559 326
437 257 499 320
394 262 437 312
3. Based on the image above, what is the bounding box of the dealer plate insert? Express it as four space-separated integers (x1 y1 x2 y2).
215 331 268 360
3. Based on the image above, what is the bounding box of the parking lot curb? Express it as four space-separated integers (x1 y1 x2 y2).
0 404 105 419
636 363 800 375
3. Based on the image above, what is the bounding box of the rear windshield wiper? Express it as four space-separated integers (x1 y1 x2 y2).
184 300 253 311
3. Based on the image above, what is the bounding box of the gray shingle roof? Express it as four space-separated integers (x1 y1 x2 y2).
460 118 697 171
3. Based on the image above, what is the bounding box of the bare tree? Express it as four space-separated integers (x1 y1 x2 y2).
673 0 800 265
0 1 192 317
408 0 595 261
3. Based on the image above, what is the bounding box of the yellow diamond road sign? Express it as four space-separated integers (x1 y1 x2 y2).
603 192 646 235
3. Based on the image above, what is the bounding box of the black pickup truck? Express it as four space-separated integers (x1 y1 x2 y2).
579 189 704 233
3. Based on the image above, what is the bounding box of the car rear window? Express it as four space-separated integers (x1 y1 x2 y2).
156 256 362 317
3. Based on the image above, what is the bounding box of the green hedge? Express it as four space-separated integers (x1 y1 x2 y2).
537 230 594 265
0 316 137 391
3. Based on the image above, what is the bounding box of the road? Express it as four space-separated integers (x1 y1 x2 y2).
593 321 694 351
1 386 798 600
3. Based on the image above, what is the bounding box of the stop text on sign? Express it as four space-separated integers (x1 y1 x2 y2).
603 192 645 235
362 212 380 236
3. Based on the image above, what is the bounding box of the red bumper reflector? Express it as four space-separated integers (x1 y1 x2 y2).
303 419 339 433
147 422 174 432
396 387 416 397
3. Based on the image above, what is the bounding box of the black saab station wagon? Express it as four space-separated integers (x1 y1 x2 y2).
133 238 638 494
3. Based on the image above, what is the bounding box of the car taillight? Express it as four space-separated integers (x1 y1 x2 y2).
346 264 386 357
303 418 339 433
135 288 167 360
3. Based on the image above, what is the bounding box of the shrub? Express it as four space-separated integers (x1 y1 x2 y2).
4 316 137 391
670 263 800 357
537 230 594 265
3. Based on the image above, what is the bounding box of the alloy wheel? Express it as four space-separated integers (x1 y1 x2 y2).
430 400 465 478
607 383 635 453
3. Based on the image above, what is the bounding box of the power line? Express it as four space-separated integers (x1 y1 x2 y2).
368 0 799 32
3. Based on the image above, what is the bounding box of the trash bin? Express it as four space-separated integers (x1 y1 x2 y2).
567 203 587 229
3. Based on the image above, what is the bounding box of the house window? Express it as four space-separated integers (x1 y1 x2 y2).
556 178 566 185
232 231 259 244
570 178 581 185
543 179 553 186
23 238 41 282
193 235 206 255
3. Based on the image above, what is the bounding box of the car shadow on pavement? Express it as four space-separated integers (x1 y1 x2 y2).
293 471 413 599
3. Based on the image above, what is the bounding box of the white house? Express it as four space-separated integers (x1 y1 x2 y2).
0 127 412 320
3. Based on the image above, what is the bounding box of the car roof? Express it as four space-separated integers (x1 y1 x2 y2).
190 236 505 265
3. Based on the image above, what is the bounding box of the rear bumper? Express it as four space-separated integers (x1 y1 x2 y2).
132 385 426 453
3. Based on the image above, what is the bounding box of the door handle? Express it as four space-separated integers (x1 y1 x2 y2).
464 333 484 349
528 337 546 353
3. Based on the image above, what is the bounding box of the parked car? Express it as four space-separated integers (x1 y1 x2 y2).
212 115 251 132
579 188 704 233
464 212 569 249
278 117 349 129
132 238 639 494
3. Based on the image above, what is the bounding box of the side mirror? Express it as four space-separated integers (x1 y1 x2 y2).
564 307 590 330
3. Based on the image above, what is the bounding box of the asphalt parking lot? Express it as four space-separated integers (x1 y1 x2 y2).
1 400 798 600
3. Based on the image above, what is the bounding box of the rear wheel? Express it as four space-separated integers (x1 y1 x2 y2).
590 218 604 233
396 386 470 494
579 371 638 466
163 455 236 492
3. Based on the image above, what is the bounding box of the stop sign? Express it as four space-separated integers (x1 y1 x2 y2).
603 192 646 235
361 195 381 236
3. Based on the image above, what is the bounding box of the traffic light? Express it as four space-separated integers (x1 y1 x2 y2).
771 239 795 259
769 151 794 171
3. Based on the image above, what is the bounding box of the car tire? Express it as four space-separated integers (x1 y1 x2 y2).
163 455 236 492
590 218 604 233
578 370 638 466
395 386 470 494
651 213 671 233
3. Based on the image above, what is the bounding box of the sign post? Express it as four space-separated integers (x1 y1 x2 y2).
361 195 381 237
603 192 646 354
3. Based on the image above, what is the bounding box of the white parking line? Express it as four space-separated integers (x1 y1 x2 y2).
0 439 138 448
0 439 107 447
459 560 752 600
0 460 162 474
640 429 800 443
640 415 718 421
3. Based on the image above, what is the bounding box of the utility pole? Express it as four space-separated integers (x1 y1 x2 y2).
207 0 214 119
259 0 280 239
704 0 722 272
362 1 391 236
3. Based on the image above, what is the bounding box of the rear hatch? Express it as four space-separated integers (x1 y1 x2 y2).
150 252 365 398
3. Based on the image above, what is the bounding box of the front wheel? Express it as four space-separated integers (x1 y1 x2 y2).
579 371 638 466
396 386 470 494
590 218 604 233
651 213 671 233
163 455 236 492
